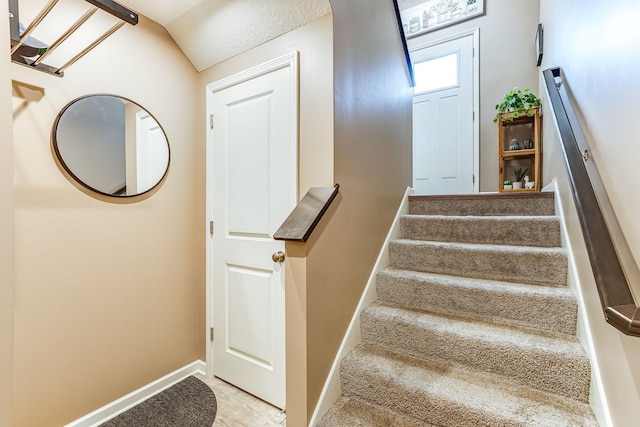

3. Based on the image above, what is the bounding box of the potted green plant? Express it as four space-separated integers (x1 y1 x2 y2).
493 88 541 122
513 168 528 189
503 180 512 190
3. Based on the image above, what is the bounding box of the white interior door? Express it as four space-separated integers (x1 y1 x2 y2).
206 53 298 410
412 33 476 195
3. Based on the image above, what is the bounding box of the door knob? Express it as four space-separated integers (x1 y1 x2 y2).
272 251 285 263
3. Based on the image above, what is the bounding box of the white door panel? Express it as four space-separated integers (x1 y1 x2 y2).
226 264 277 368
135 112 167 192
412 34 476 195
439 94 460 179
207 54 297 409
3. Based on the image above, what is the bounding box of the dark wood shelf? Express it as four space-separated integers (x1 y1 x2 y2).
273 184 339 242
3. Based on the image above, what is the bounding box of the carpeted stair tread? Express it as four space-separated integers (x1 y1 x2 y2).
316 396 428 427
389 239 568 286
400 214 561 247
339 344 598 427
360 302 591 402
376 269 578 335
409 193 555 217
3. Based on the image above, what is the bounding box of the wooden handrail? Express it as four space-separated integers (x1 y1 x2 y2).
543 67 640 336
274 184 340 242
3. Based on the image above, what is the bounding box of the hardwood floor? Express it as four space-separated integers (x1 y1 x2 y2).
195 374 286 426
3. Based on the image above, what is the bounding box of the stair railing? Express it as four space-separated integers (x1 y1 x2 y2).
543 67 640 336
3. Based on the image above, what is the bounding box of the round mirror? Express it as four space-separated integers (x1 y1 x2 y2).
53 94 170 197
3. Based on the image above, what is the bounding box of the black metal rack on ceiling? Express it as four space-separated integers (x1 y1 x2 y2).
8 0 138 77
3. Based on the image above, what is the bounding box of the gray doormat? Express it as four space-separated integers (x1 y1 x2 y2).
100 376 217 427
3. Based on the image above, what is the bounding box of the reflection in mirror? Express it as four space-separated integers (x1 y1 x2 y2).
53 95 170 197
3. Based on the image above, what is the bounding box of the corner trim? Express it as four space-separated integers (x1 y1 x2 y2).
64 360 206 427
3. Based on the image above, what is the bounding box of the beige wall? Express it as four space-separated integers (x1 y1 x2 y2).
1 1 14 426
406 0 541 192
539 1 640 425
196 14 334 425
11 8 200 427
540 0 640 270
197 13 334 197
301 0 413 424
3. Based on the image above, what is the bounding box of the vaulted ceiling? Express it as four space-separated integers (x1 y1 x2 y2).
118 0 332 71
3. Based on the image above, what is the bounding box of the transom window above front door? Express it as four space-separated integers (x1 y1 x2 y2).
413 52 459 94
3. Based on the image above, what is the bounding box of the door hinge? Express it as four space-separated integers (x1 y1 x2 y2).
473 111 475 121
473 174 476 184
210 327 215 341
210 113 214 130
209 220 214 236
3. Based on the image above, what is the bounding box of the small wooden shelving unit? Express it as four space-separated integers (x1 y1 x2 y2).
498 108 541 193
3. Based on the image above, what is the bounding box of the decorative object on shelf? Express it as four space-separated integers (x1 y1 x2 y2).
409 16 421 33
523 138 534 149
493 88 542 123
509 138 521 151
525 176 535 189
503 180 512 190
399 0 485 38
513 167 528 189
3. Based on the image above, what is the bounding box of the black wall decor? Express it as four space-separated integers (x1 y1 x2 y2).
535 23 543 66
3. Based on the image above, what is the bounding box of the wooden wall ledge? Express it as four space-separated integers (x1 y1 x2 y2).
274 184 339 242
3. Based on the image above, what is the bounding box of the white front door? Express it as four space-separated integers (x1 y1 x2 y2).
411 33 477 195
206 53 298 409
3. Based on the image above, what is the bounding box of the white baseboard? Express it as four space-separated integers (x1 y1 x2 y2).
65 360 206 427
308 187 412 426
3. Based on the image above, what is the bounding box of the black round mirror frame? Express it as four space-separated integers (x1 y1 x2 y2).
52 94 171 198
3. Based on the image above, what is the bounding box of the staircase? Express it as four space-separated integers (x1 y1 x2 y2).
317 193 598 426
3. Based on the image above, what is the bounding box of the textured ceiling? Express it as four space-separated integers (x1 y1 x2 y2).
118 0 332 71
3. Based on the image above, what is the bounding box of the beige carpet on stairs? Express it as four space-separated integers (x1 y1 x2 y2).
317 193 599 427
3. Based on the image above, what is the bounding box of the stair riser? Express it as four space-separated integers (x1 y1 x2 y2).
409 195 555 216
340 359 516 427
389 241 568 286
316 397 427 427
400 216 561 247
360 307 591 402
376 271 578 335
